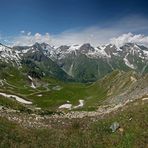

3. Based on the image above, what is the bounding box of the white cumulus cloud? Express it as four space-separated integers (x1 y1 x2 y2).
110 33 148 47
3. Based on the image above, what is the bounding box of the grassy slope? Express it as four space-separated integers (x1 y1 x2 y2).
0 96 24 110
0 70 141 111
0 99 147 148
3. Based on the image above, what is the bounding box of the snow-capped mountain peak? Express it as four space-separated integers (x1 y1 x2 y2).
0 42 148 78
0 43 21 66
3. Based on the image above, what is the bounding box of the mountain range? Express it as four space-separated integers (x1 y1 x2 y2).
0 42 148 82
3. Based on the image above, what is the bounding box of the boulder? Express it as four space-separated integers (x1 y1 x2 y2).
110 122 120 132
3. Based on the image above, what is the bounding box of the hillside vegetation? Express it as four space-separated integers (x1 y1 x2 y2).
0 97 147 148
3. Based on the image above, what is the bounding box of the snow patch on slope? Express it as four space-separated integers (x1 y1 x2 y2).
31 82 36 89
28 75 36 89
73 100 84 109
59 100 84 110
123 53 135 69
0 92 32 104
59 104 72 110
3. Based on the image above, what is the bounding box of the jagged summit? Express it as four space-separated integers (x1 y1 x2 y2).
0 41 148 82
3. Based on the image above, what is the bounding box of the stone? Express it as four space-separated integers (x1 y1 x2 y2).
110 122 120 132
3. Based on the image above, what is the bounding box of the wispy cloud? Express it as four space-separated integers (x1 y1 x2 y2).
20 30 25 34
10 27 120 47
114 15 148 32
1 15 148 47
12 32 52 46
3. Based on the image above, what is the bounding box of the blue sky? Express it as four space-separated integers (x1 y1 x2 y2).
0 0 148 46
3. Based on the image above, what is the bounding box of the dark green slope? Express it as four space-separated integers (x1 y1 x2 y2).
57 53 114 82
21 44 73 81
